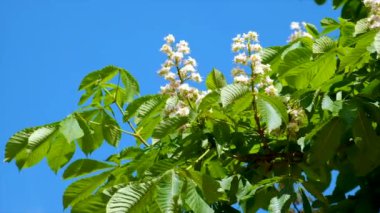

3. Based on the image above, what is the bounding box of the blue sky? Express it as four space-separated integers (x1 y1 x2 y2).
0 0 340 212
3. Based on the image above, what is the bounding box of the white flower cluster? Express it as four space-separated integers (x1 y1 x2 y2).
231 31 277 96
363 0 380 29
287 22 313 43
158 34 204 117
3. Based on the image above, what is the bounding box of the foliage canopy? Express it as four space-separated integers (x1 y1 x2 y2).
5 1 380 212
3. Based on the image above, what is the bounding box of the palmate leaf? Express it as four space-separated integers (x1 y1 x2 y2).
63 172 111 208
63 159 114 179
256 94 288 131
156 170 183 213
206 68 227 90
221 84 250 107
106 181 155 213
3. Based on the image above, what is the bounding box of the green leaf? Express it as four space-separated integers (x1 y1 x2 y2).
27 125 57 150
106 181 155 213
119 68 140 103
308 118 345 165
153 116 188 139
256 94 288 131
184 180 214 213
282 52 336 89
71 194 108 213
206 68 227 90
313 36 336 54
102 113 121 147
156 170 183 213
320 17 340 34
135 95 167 124
46 133 75 173
10 124 59 170
63 172 110 208
75 110 105 154
230 91 253 114
124 95 157 121
304 23 319 38
373 31 380 54
339 31 377 71
221 84 250 107
339 20 356 47
4 127 39 162
354 18 370 36
63 159 113 180
184 170 223 203
268 194 291 213
59 115 84 142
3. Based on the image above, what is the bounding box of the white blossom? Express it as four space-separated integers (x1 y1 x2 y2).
234 53 248 64
232 34 244 43
243 31 259 42
164 34 175 44
157 67 171 76
177 40 190 54
249 44 262 52
232 42 246 52
160 44 173 55
264 85 278 96
177 105 190 116
253 65 264 75
264 76 274 84
250 54 262 64
290 22 301 30
185 57 197 67
164 72 176 81
234 75 250 84
181 64 196 73
191 72 202 82
163 59 175 68
171 51 184 62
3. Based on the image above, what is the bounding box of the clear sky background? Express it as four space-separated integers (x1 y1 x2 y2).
0 0 340 212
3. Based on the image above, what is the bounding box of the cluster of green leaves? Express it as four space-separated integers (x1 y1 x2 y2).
314 0 368 22
4 14 380 213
